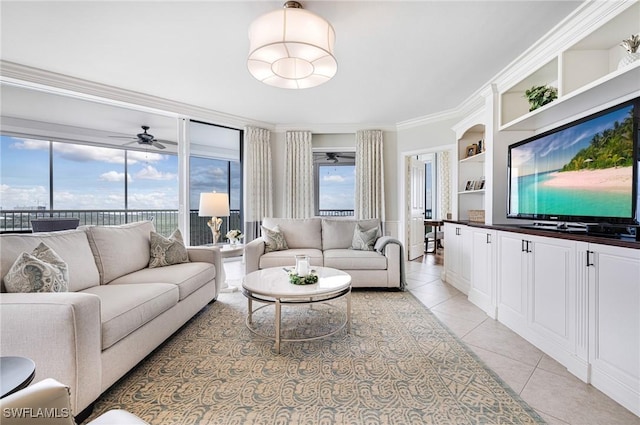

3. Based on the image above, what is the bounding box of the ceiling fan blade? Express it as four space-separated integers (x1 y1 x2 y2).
151 141 166 149
154 139 177 145
122 141 138 146
109 135 137 140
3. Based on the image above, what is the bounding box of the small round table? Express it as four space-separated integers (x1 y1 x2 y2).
242 266 352 353
0 356 36 398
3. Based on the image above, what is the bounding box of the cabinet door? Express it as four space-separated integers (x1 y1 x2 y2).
443 223 470 294
496 231 528 328
470 228 496 317
529 235 576 351
588 243 640 415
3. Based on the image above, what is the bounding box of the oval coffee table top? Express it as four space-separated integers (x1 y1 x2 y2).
243 266 351 298
0 356 36 398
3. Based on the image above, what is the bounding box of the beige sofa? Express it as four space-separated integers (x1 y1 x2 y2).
245 217 403 289
0 221 222 415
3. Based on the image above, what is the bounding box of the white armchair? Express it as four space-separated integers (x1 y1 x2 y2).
0 378 148 425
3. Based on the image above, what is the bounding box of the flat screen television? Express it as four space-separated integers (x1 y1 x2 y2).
507 97 640 226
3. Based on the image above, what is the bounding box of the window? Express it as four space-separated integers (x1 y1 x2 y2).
189 121 242 245
313 152 355 216
0 136 50 211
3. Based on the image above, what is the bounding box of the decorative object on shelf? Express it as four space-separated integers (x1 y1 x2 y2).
468 210 485 223
247 1 337 89
226 229 244 246
477 139 483 153
465 181 474 191
465 144 479 158
198 192 230 244
618 34 640 70
524 85 558 111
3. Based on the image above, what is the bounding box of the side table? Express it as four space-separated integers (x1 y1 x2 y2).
0 356 36 398
219 244 245 293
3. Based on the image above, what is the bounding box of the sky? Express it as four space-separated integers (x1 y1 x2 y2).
510 104 632 176
1 136 178 210
317 163 355 211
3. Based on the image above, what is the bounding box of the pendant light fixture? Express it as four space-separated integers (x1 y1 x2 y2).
247 1 337 89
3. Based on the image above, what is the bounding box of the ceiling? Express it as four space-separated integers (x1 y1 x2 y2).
0 1 584 137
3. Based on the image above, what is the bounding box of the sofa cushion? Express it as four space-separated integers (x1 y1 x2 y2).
323 249 387 270
0 229 100 292
149 229 189 268
351 223 379 251
321 218 381 250
262 218 322 250
261 225 289 253
4 243 69 293
83 221 155 284
109 262 215 301
259 249 323 270
81 283 178 350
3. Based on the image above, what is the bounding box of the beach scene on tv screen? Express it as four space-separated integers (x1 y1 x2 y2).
510 104 634 219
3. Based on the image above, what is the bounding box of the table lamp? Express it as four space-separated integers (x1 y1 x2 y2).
198 192 230 244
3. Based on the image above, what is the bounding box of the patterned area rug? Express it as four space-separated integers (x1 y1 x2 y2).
86 291 545 425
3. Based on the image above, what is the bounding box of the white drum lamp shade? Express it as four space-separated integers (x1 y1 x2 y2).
198 192 230 218
247 1 337 89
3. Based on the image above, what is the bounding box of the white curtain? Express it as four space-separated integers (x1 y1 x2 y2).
284 131 314 218
244 126 273 241
355 130 385 221
437 151 451 219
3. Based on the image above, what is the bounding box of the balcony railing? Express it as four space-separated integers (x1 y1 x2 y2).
0 209 241 246
318 209 354 216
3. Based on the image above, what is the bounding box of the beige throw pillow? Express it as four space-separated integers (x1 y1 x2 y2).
351 224 379 251
262 225 289 253
149 229 189 268
4 242 69 293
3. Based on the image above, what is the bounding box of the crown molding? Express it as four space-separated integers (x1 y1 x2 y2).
0 60 275 131
274 122 397 134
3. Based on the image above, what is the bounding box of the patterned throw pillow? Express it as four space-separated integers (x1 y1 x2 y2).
4 242 69 293
351 224 380 251
262 225 289 253
149 229 190 268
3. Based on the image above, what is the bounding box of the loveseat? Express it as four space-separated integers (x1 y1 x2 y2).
245 217 403 289
0 221 222 415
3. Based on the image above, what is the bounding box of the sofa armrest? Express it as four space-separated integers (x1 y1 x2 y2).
375 237 402 287
0 292 102 413
244 237 265 275
187 246 223 293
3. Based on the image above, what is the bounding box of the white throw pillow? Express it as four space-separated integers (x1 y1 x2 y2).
3 242 69 293
149 229 189 268
262 225 289 253
351 224 379 251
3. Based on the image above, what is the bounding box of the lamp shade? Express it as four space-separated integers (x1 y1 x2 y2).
247 1 337 89
198 192 230 217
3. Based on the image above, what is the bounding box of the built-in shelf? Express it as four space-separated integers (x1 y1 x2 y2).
499 1 639 131
459 189 485 195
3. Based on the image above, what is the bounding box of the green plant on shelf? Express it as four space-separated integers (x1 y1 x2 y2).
524 85 558 111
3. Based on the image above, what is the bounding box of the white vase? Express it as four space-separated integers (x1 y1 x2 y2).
618 51 640 70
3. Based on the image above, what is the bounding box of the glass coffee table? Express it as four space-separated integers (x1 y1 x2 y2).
242 266 352 353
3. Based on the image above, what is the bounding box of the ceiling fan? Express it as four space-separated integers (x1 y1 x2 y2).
316 152 355 163
109 126 177 150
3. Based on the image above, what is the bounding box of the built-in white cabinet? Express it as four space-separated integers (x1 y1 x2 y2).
469 227 496 318
460 227 639 416
443 223 471 294
586 242 640 416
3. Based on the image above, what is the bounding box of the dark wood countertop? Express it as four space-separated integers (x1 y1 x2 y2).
443 220 640 250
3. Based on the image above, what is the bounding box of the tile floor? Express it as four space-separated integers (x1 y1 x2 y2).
223 256 640 425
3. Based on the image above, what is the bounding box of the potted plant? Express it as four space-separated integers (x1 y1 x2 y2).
524 85 558 111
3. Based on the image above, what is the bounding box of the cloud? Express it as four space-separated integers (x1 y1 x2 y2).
135 165 177 181
323 175 345 183
99 171 130 182
0 184 49 209
10 139 169 165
